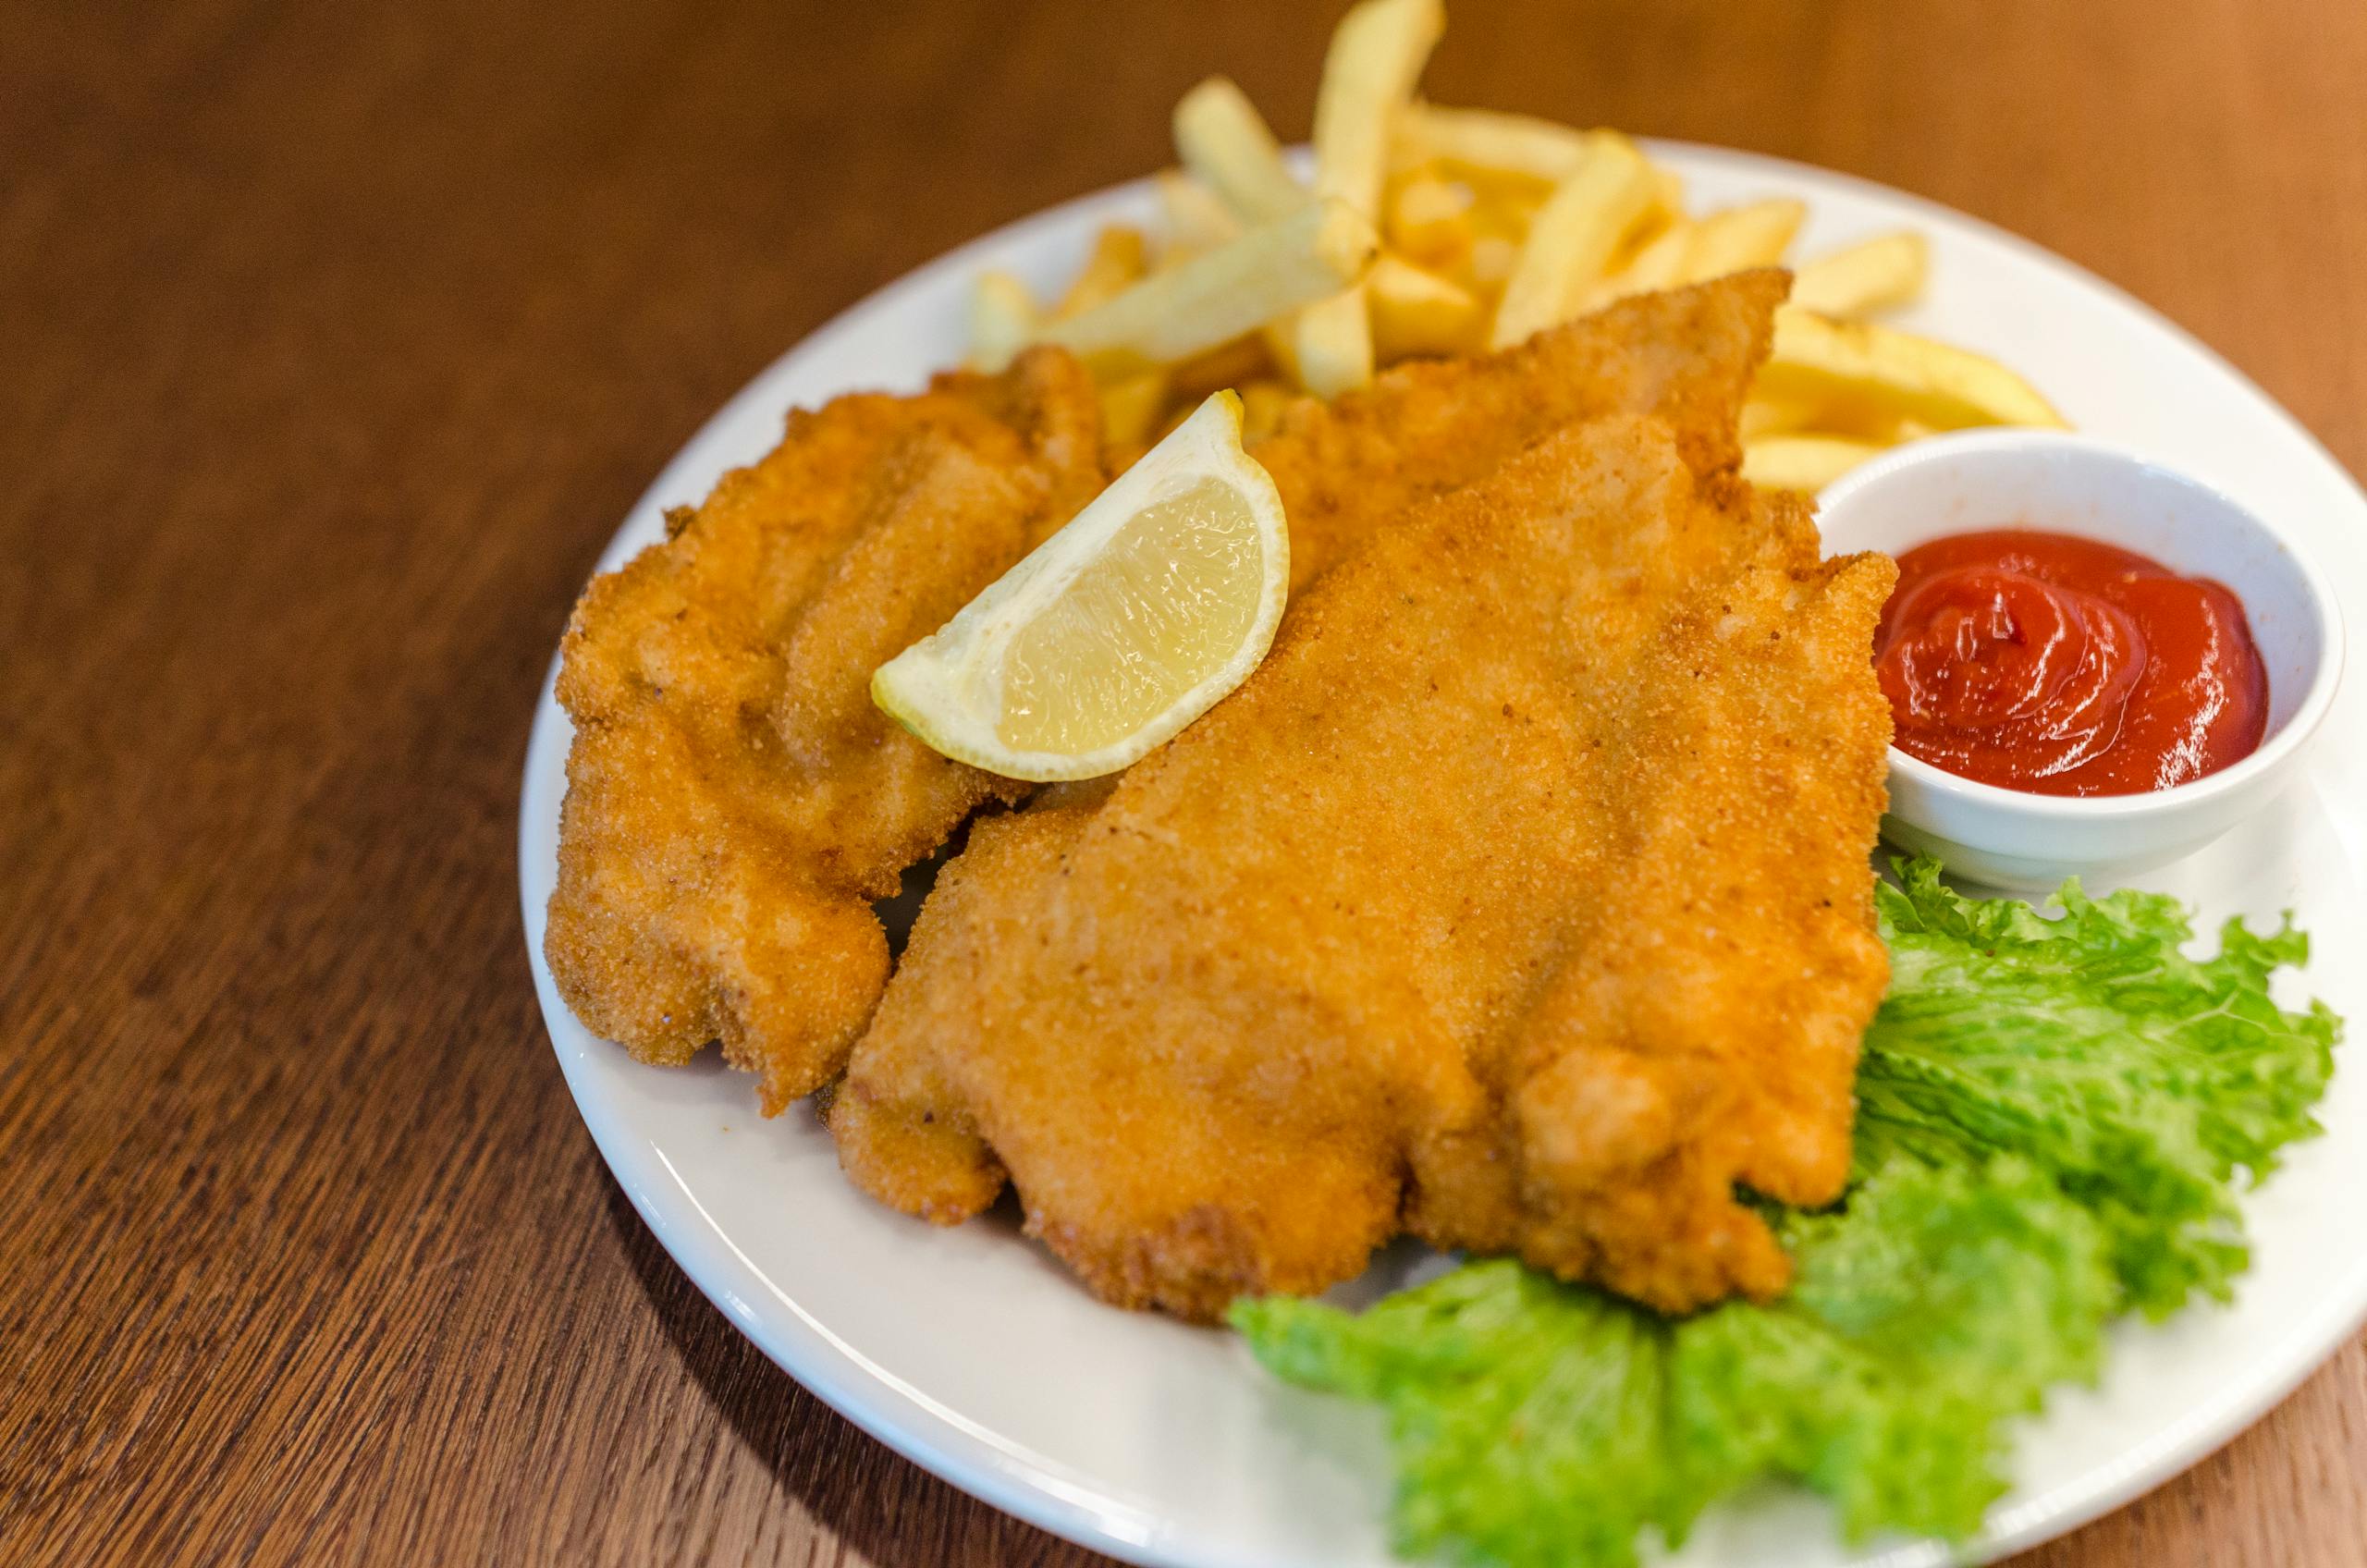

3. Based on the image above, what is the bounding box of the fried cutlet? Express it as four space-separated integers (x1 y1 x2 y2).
548 275 1784 1120
830 411 1895 1320
544 349 1102 1111
1252 270 1787 588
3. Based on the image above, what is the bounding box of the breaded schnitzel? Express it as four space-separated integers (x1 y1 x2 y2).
1253 270 1786 588
831 410 1895 1320
548 276 1782 1119
544 349 1102 1112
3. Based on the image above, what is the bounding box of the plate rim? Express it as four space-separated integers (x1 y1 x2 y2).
517 140 2367 1568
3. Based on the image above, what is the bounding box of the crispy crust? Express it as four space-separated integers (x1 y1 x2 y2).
835 313 1895 1318
544 349 1102 1110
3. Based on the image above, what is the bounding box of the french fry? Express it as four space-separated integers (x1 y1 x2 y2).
1742 434 1887 494
1098 370 1171 450
968 270 1040 372
1490 130 1657 348
1056 227 1150 318
1791 231 1930 316
1167 332 1277 402
1293 284 1376 398
1312 0 1447 215
1467 233 1519 288
1145 398 1197 449
1470 179 1545 237
1295 0 1442 400
1586 214 1693 310
1260 318 1304 388
1646 164 1686 227
1062 228 1159 447
1762 306 2067 430
1738 388 1821 440
1038 199 1378 375
1677 199 1807 285
1392 102 1589 182
1173 78 1306 226
1368 253 1484 359
1237 378 1298 444
1386 173 1474 263
1155 170 1244 258
1741 389 1939 446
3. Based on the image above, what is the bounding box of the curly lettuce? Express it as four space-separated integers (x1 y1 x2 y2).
1234 858 2338 1568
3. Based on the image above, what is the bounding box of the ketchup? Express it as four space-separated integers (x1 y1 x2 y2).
1874 530 2266 796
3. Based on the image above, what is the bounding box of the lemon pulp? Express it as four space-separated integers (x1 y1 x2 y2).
997 478 1265 753
871 389 1288 782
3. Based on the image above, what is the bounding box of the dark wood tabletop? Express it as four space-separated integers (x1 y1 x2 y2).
6 1 2363 1563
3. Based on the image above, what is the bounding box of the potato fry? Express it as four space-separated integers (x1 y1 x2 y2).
1293 286 1375 398
1237 378 1298 444
1287 0 1445 398
1386 173 1475 263
1155 170 1244 258
1038 199 1377 374
1368 253 1484 360
1109 392 1205 475
1259 319 1303 389
968 270 1040 372
1146 398 1196 449
1392 102 1589 182
1467 233 1519 288
1646 164 1686 227
1762 306 2067 430
1098 370 1171 450
1741 386 1937 445
1312 0 1447 214
1742 434 1887 493
1677 199 1807 285
1056 227 1150 318
1167 332 1276 402
1490 130 1657 348
1469 178 1546 236
1791 231 1930 316
1173 77 1305 226
1738 387 1821 440
1586 214 1693 310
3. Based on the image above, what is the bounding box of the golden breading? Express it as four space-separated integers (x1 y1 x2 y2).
831 411 1895 1321
1398 537 1895 1309
1252 269 1787 587
544 349 1103 1111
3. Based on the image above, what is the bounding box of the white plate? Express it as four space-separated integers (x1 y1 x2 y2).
518 143 2367 1568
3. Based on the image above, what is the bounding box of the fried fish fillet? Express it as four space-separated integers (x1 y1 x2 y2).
545 349 1102 1111
832 412 1895 1320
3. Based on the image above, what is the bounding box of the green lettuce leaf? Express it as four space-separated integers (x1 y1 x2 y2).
1233 858 2338 1568
1862 857 2337 1315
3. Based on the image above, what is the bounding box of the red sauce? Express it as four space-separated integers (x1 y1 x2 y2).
1875 529 2267 796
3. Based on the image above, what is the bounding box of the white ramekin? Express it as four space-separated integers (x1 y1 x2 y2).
1816 430 2344 890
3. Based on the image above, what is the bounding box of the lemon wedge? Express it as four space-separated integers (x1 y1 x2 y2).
874 391 1289 781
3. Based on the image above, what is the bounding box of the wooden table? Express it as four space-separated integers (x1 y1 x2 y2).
6 0 2362 1562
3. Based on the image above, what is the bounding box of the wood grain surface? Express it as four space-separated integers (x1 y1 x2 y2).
5 0 2362 1562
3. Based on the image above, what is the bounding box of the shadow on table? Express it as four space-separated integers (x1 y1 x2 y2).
602 1173 1116 1568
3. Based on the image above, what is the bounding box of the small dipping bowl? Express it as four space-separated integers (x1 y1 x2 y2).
1816 430 2344 889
